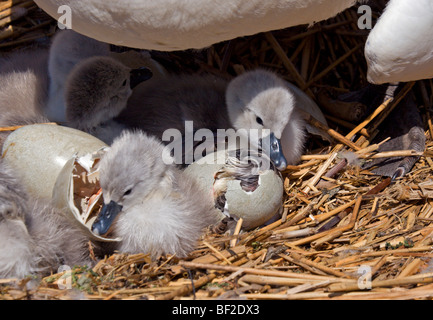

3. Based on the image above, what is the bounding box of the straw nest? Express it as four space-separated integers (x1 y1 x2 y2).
2 0 433 300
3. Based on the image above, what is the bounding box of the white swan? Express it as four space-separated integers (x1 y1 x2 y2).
92 131 220 258
34 0 357 51
34 0 433 85
365 0 433 84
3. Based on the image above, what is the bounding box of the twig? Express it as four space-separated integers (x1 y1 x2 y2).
156 273 217 300
230 218 243 248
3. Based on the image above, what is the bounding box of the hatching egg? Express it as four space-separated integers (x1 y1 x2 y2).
1 124 118 242
184 149 284 230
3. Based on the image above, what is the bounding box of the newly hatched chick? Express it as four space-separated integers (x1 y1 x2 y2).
225 70 306 169
46 29 110 122
116 69 306 170
0 49 50 146
0 159 93 278
0 30 152 146
65 56 152 144
0 30 104 130
92 131 220 258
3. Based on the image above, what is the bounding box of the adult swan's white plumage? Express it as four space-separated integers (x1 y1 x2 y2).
34 0 433 84
365 0 433 84
34 0 357 51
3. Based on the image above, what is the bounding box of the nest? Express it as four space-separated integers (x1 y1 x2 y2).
2 1 433 300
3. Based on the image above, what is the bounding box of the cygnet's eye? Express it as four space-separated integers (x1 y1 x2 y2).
256 116 264 125
122 79 127 87
123 188 132 197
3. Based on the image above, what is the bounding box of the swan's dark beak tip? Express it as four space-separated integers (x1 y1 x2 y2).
130 67 153 89
91 200 123 235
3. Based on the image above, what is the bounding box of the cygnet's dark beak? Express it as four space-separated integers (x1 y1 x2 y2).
92 200 123 235
264 132 287 171
130 67 153 89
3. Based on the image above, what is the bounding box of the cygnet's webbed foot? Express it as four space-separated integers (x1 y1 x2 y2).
360 86 425 179
317 83 399 123
320 82 423 179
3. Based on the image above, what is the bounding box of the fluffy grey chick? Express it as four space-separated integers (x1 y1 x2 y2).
0 40 151 147
92 130 219 258
0 29 108 135
65 56 152 144
226 69 306 169
0 160 93 279
0 49 52 149
46 29 110 123
116 69 306 170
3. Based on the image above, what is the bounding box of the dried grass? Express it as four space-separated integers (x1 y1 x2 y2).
2 1 433 300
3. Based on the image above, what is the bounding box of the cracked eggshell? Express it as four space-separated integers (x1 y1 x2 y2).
1 124 118 242
224 170 283 229
2 124 107 199
184 149 284 229
183 150 226 215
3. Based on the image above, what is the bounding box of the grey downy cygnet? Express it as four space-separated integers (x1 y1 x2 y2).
46 29 111 123
65 56 152 144
0 30 152 146
0 159 93 278
115 69 306 170
0 48 51 148
92 130 220 258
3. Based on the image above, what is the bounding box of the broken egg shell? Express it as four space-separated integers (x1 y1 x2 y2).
2 124 107 199
224 170 283 229
1 124 119 242
53 154 120 242
184 149 284 230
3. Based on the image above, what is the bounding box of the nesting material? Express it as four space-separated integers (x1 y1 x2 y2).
2 1 433 301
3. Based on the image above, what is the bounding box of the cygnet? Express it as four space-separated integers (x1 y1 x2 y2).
65 56 152 144
46 29 111 122
0 31 152 146
92 130 220 258
0 159 93 278
0 49 51 148
115 69 306 170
